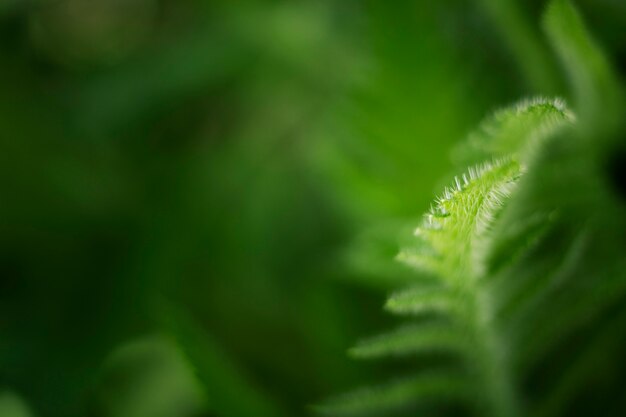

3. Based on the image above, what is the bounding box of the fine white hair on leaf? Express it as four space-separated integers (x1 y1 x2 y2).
405 157 522 283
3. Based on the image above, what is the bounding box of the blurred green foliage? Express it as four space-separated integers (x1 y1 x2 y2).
0 1 624 416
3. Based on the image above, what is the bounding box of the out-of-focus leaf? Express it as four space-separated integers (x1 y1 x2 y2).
158 304 286 417
475 0 561 93
94 337 208 417
543 0 623 128
0 392 35 417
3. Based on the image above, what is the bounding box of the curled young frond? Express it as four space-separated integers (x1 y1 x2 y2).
454 97 574 166
398 158 522 282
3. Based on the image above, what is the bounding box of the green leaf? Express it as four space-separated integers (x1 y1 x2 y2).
532 307 626 417
385 285 467 318
317 372 473 417
157 304 285 417
94 337 209 417
325 2 626 416
454 97 574 166
398 158 522 281
327 92 577 416
543 0 623 128
349 323 468 360
474 0 560 93
0 392 34 417
339 156 526 417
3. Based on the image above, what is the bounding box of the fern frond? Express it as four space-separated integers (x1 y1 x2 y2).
324 2 626 416
398 158 522 281
513 252 626 372
326 157 526 417
385 285 467 318
349 322 468 360
482 210 555 277
317 372 473 417
454 97 574 165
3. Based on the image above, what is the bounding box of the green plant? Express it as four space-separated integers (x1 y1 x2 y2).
319 1 626 416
